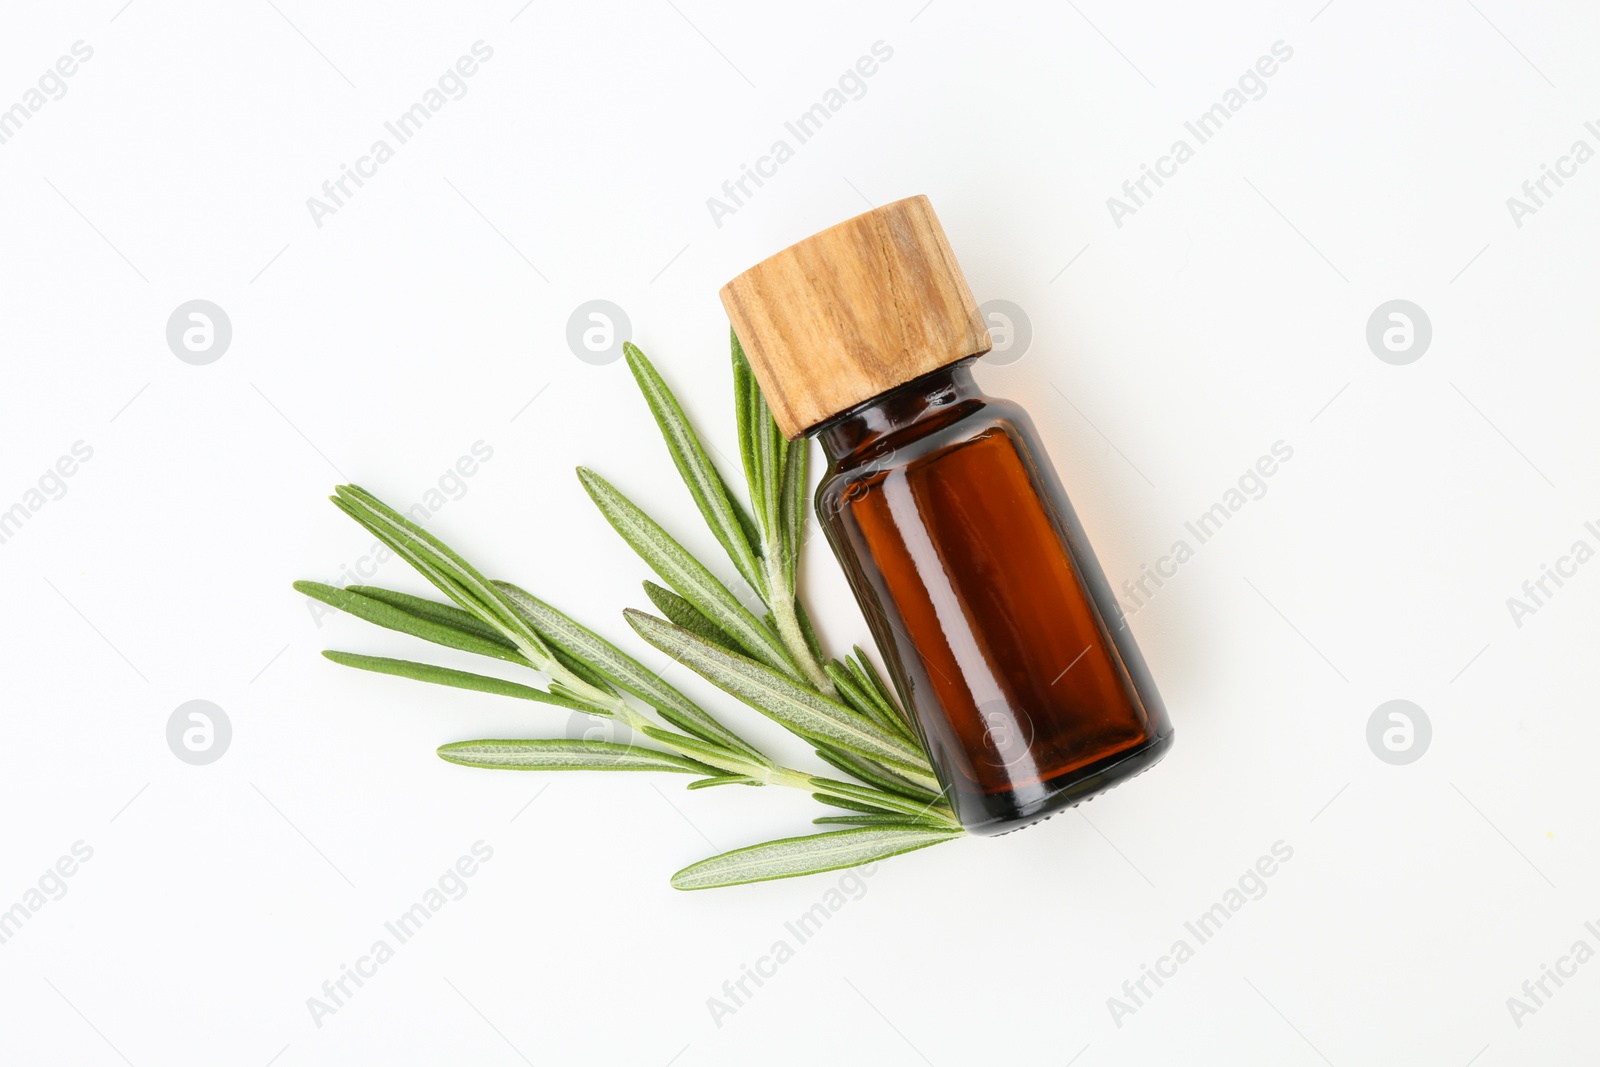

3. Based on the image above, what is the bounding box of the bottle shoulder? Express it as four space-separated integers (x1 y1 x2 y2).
816 394 1039 509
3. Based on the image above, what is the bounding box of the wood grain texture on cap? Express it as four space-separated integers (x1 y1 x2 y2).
720 195 992 439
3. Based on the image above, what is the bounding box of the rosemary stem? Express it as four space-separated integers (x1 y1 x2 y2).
764 557 836 697
574 684 955 825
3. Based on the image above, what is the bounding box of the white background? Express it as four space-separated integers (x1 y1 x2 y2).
1 0 1595 1063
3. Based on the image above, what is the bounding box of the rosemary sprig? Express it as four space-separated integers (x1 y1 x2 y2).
297 333 965 888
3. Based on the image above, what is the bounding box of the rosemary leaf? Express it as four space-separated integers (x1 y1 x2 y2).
346 585 516 645
625 342 767 600
812 746 942 806
813 793 903 815
795 596 826 669
642 580 743 654
296 582 524 664
778 435 807 592
438 739 715 775
494 580 766 765
851 645 900 706
754 388 785 561
824 661 905 739
625 610 935 786
687 775 761 790
670 827 963 890
341 584 611 697
808 777 954 823
637 724 764 779
576 467 798 677
714 465 763 563
850 646 919 742
322 651 601 712
840 653 900 722
731 331 765 544
329 486 556 668
813 814 949 828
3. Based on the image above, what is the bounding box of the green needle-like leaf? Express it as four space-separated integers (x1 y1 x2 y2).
687 775 761 790
813 813 949 828
670 826 963 890
808 777 955 822
851 646 899 704
438 739 715 775
296 582 525 664
849 647 918 742
329 486 556 669
345 586 513 646
794 597 826 668
345 583 620 695
577 467 798 677
778 436 807 592
642 581 743 653
813 746 942 806
321 651 602 711
625 342 766 600
636 724 761 778
813 792 902 815
714 465 762 561
625 610 937 788
731 330 765 543
755 395 785 557
494 580 766 765
825 661 906 739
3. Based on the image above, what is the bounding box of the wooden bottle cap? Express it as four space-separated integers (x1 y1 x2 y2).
720 195 992 439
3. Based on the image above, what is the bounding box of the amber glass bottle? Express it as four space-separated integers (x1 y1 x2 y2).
722 195 1172 835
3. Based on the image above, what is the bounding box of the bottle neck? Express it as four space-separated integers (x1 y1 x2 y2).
816 360 983 467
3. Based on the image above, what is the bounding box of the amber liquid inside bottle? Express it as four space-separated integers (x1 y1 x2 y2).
816 361 1173 834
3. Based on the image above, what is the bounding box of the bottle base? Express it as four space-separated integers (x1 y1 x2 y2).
954 728 1175 837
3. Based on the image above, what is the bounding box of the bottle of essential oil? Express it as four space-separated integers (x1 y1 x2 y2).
721 195 1173 834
